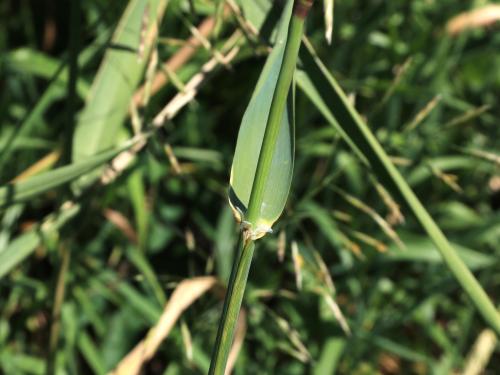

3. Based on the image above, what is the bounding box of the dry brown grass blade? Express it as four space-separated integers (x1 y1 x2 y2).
312 250 336 292
11 150 61 183
103 208 138 244
447 5 500 36
321 292 351 335
151 44 240 128
461 148 500 167
461 328 498 375
109 276 218 375
225 308 247 375
403 95 441 132
334 187 406 250
133 16 215 105
291 241 303 291
349 229 388 253
372 179 405 226
134 5 231 105
445 104 491 128
427 163 463 194
277 230 286 262
164 143 182 174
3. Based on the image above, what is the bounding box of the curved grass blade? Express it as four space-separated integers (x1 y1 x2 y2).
385 233 495 271
6 48 90 97
0 144 130 207
229 0 295 235
298 39 500 334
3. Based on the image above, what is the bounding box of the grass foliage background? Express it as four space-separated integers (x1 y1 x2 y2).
0 0 499 373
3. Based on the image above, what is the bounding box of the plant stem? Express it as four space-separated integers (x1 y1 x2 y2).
209 2 313 374
46 245 71 375
209 236 254 375
64 0 80 163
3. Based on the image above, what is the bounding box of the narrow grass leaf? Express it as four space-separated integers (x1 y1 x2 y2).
385 234 495 270
314 337 345 375
7 48 90 97
0 203 79 279
0 145 129 207
72 0 168 162
78 332 107 375
110 277 217 375
0 30 111 171
299 39 500 333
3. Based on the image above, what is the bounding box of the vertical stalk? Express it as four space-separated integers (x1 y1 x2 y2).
209 236 254 375
46 246 71 375
64 0 81 163
209 1 314 374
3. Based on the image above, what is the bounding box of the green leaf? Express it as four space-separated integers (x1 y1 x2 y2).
0 351 45 375
72 0 167 162
0 204 80 279
314 337 345 375
78 332 107 375
214 206 237 284
6 48 90 97
385 233 495 270
0 144 129 207
229 0 295 230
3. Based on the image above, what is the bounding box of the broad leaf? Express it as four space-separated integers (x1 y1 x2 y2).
229 0 295 231
72 0 167 162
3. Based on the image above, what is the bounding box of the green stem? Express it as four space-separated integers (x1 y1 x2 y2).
64 0 80 163
209 2 313 374
209 236 254 374
46 245 71 375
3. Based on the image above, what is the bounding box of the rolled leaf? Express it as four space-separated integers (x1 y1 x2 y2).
229 0 295 233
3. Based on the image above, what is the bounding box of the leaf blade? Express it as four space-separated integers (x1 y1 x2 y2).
229 0 295 229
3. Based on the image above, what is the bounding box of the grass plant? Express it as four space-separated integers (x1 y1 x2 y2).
1 0 499 374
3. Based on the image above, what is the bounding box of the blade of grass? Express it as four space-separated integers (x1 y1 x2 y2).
62 0 81 162
229 7 295 232
0 202 79 279
110 277 217 375
72 0 168 163
6 48 89 97
78 332 106 375
46 245 71 375
385 233 495 270
0 143 132 207
299 38 500 334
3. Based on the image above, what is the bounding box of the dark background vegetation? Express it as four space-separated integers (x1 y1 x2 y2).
1 0 499 374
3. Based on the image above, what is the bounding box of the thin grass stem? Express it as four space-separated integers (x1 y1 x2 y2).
46 245 71 375
209 1 314 374
209 235 254 374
